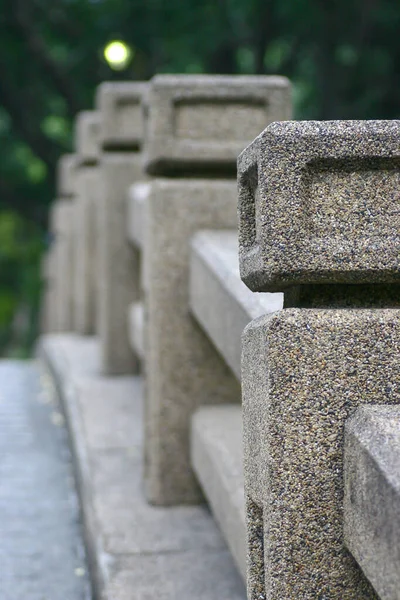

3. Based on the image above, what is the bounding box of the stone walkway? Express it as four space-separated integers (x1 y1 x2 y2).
38 334 246 600
0 360 91 600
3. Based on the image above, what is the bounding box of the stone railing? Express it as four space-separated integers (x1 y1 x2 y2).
238 120 400 600
40 76 400 599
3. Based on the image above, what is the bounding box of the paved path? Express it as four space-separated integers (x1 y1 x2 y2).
0 361 91 600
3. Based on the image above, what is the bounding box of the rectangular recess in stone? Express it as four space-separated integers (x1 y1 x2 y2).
144 75 291 175
96 82 148 150
74 111 101 163
56 154 78 198
344 405 400 600
238 120 400 292
242 308 400 599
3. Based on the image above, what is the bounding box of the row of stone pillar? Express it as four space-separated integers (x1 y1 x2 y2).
41 75 398 599
41 75 292 511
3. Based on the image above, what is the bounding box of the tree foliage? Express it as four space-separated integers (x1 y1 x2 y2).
0 0 399 354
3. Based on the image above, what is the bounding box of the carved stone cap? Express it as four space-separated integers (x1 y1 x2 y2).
74 111 101 163
143 74 291 176
56 154 78 197
238 120 400 292
95 81 149 150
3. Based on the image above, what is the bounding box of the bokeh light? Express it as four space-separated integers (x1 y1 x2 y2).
103 40 132 70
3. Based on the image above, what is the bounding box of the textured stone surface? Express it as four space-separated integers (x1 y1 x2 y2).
73 166 100 334
144 74 291 175
96 82 148 149
238 120 400 292
104 550 245 600
97 154 144 374
344 405 400 600
38 333 245 600
191 404 246 580
128 301 144 361
0 360 90 600
90 449 226 555
75 111 101 163
241 308 400 599
57 153 78 197
39 332 101 378
190 230 282 379
76 374 142 451
144 179 241 505
51 200 74 332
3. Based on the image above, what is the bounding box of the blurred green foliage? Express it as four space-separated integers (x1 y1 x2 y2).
0 0 399 355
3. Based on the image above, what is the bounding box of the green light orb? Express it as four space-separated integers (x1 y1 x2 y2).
104 41 132 70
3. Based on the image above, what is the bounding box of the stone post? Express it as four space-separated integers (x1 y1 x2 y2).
142 75 292 505
39 252 53 333
95 82 148 374
48 154 78 332
239 120 400 599
72 110 101 334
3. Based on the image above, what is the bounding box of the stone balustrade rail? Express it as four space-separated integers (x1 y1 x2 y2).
40 75 400 600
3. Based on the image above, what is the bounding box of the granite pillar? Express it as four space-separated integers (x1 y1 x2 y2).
46 154 78 332
72 111 101 334
239 120 400 599
95 82 148 374
142 75 292 505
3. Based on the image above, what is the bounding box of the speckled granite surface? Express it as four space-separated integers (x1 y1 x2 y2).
241 308 400 599
238 120 400 292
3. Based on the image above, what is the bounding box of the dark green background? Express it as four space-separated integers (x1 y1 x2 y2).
0 0 399 355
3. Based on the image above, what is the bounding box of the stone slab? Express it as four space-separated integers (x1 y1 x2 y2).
144 74 291 175
190 230 282 379
96 82 148 150
241 308 400 599
103 550 245 600
191 404 246 580
90 448 226 556
37 333 245 600
97 154 144 374
74 111 101 164
344 405 400 600
57 153 78 198
128 302 144 361
144 179 241 505
238 120 400 292
75 375 142 452
73 166 99 335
